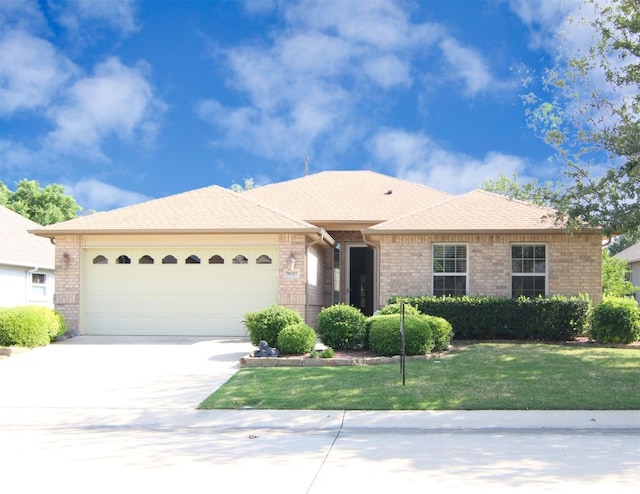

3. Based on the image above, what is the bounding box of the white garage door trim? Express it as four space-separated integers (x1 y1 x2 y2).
83 247 278 336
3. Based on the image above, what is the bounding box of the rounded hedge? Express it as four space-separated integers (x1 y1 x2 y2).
277 323 317 355
317 304 366 350
368 314 433 356
25 305 67 340
421 315 454 352
591 297 640 344
243 305 303 347
0 307 51 347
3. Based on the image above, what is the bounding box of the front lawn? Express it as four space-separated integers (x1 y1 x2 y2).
198 343 640 410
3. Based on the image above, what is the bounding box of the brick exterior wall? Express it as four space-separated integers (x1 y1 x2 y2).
53 235 81 334
369 232 602 309
54 230 601 336
278 233 307 322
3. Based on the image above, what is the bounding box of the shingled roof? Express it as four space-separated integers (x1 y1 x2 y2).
30 171 582 240
32 185 329 238
1 205 54 269
615 242 640 263
363 189 563 234
245 170 453 224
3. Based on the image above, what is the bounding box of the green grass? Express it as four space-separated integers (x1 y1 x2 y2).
199 343 640 410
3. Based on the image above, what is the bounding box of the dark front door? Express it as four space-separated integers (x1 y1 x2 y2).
349 246 374 316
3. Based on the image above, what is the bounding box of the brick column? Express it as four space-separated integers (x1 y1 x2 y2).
278 234 307 322
53 235 81 335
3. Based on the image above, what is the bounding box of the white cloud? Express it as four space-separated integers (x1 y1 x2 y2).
286 0 441 50
197 95 339 162
363 55 412 89
507 0 608 64
199 0 448 164
278 32 353 77
200 0 515 166
439 37 495 97
54 0 140 38
0 29 76 115
46 57 163 160
1 1 163 167
65 178 150 211
0 139 38 173
239 0 277 15
370 128 527 193
0 0 48 32
199 29 356 162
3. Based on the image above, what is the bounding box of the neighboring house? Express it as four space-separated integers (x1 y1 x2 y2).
615 242 640 304
1 205 55 308
30 171 603 337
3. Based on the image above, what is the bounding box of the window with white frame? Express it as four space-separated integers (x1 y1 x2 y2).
511 244 546 298
31 272 47 299
433 244 467 296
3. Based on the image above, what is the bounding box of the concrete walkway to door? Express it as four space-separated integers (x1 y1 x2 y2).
1 336 639 494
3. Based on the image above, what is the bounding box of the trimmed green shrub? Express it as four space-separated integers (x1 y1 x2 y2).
54 310 67 339
377 303 453 352
0 307 50 347
243 305 303 347
321 347 335 358
277 323 317 355
591 297 640 344
391 295 591 341
368 314 433 356
422 315 454 352
317 304 367 350
25 306 67 340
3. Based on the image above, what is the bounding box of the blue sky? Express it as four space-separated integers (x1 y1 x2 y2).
1 0 597 212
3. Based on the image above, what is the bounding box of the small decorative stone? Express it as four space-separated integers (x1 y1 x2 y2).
253 340 280 357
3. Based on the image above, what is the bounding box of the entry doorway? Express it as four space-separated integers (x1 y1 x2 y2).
347 245 375 316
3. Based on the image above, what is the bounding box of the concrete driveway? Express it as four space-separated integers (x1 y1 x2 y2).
1 336 639 493
0 335 249 409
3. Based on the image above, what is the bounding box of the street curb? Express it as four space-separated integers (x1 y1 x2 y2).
5 409 637 433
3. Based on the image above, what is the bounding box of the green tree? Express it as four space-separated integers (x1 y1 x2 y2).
480 172 556 207
1 179 81 225
608 227 640 256
524 0 639 238
230 177 256 193
602 249 638 297
0 182 10 205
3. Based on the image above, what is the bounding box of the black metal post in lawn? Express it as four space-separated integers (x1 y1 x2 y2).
400 301 406 386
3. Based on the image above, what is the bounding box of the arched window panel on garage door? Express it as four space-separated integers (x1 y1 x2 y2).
232 254 248 264
93 255 108 264
162 255 178 264
186 255 201 264
209 255 224 264
116 255 131 264
256 255 272 264
139 255 154 264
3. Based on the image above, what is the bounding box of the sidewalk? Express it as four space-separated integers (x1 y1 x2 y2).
2 406 638 432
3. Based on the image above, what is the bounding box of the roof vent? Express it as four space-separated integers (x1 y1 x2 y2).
385 189 393 195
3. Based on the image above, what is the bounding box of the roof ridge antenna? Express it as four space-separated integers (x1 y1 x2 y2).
304 156 309 176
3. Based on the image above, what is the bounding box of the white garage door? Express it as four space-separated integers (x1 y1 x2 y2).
83 247 278 336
